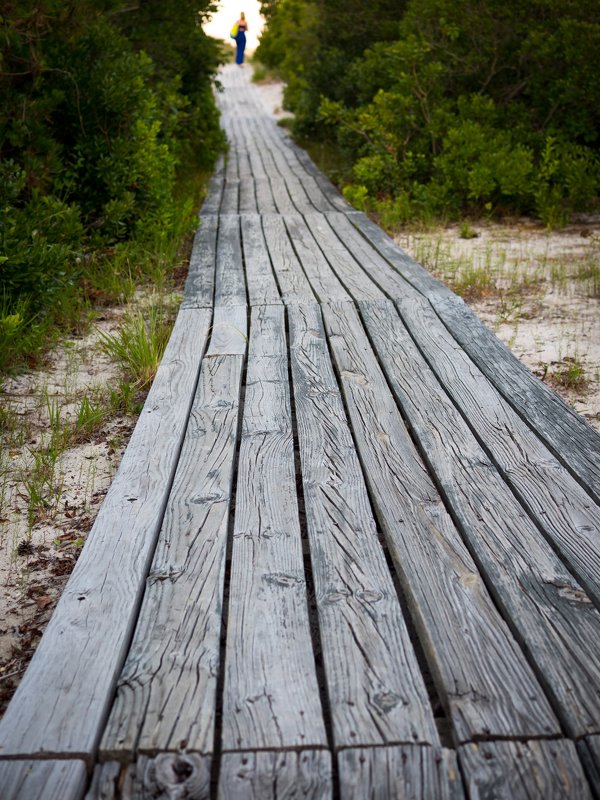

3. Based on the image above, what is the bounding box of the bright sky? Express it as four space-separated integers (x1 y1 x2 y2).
203 0 264 51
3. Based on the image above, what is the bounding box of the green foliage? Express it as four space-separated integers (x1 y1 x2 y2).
99 301 175 390
260 0 600 222
0 1 224 372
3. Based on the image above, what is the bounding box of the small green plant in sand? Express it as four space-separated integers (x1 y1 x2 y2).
543 357 588 391
459 222 479 240
99 301 175 390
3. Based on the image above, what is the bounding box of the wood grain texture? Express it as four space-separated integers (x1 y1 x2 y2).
396 294 600 608
289 304 439 748
346 210 454 301
322 212 420 303
100 354 244 759
282 135 349 212
0 760 87 800
284 215 350 302
262 216 315 304
220 182 239 216
433 294 600 504
215 215 246 307
183 214 217 307
459 740 592 800
302 213 386 301
199 154 224 215
338 746 462 800
218 751 332 799
87 755 211 799
222 306 327 751
361 298 600 738
251 119 315 213
207 306 248 356
323 301 560 743
578 735 600 793
0 308 211 760
241 215 282 306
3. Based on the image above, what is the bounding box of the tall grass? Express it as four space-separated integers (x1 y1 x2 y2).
98 301 176 390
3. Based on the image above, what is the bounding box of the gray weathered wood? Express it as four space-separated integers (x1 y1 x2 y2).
346 210 455 300
218 751 332 799
184 214 217 306
0 308 211 760
322 300 561 743
433 294 600 504
338 746 462 800
0 760 87 800
396 294 600 608
262 216 315 304
200 154 224 215
284 215 350 302
220 179 239 215
459 740 592 800
100 354 244 759
289 304 439 748
215 215 246 307
302 213 386 301
241 214 282 306
578 735 600 792
87 755 211 799
222 306 327 752
360 298 600 737
207 306 248 356
251 119 315 213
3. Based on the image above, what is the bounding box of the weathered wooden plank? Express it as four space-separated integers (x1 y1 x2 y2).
289 304 439 748
0 760 87 800
247 117 336 212
302 213 386 301
0 308 211 760
255 179 279 215
207 306 248 356
459 740 592 800
322 300 561 743
252 122 315 213
346 210 455 300
222 306 327 751
396 294 600 607
245 130 297 214
283 136 349 212
183 214 217 306
239 176 258 214
218 751 332 799
100 354 244 759
338 746 463 800
241 214 282 306
284 215 351 302
200 154 224 216
433 294 600 504
262 216 316 304
215 214 246 307
220 179 239 215
360 297 600 738
578 735 600 792
87 755 211 800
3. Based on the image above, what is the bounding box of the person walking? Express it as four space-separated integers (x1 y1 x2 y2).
234 12 248 66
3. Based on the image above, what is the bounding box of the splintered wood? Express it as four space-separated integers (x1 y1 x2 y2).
1 64 599 800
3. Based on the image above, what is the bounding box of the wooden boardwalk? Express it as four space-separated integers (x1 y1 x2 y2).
1 64 600 799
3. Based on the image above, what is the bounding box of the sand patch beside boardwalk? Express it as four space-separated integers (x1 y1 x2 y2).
0 310 137 711
396 219 600 434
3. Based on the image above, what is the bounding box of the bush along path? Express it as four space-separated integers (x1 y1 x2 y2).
0 1 224 372
257 0 600 225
